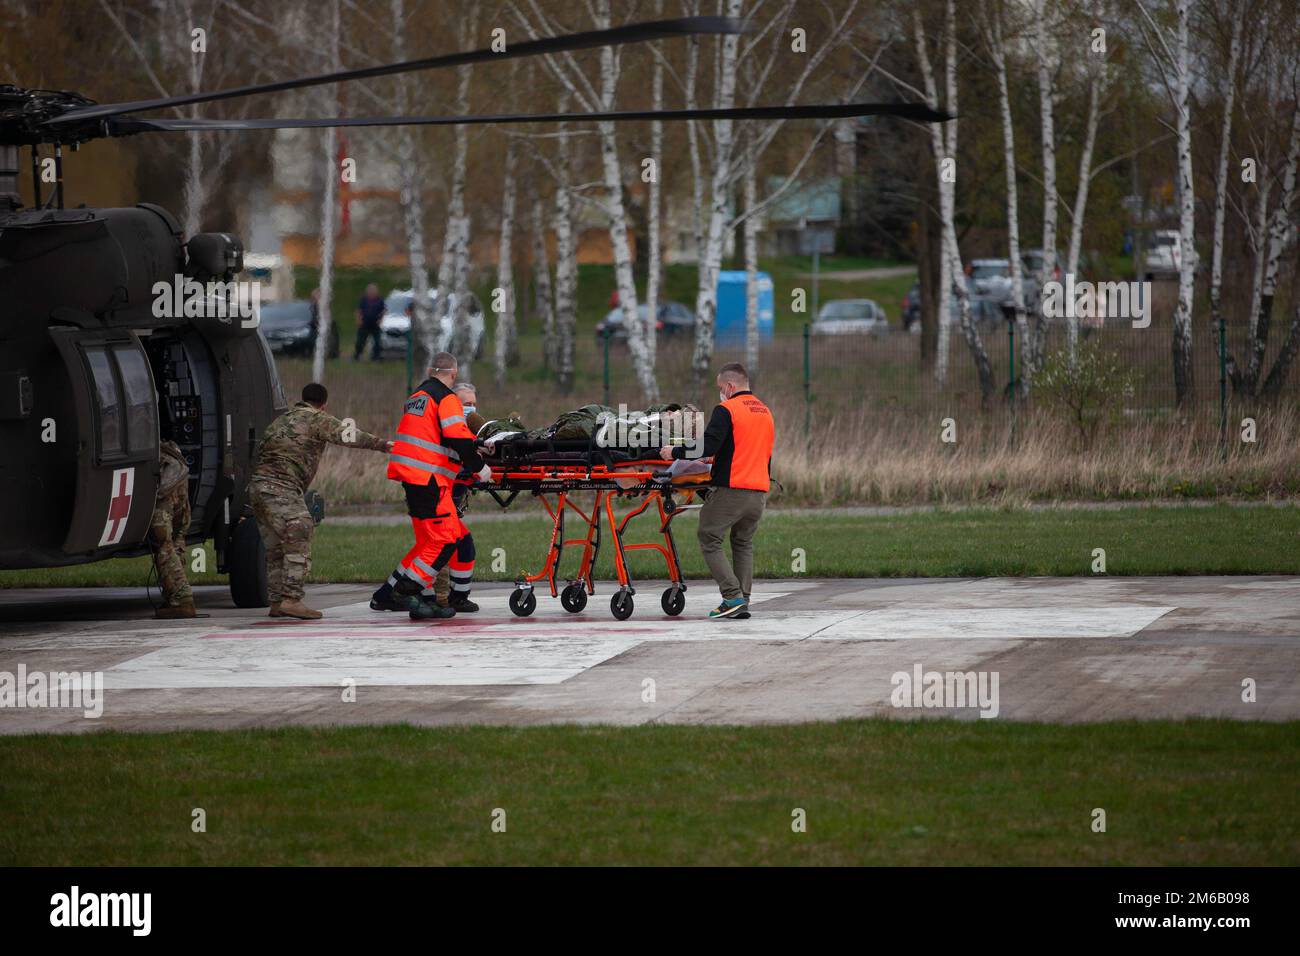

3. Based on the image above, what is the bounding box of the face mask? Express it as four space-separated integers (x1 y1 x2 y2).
463 404 476 415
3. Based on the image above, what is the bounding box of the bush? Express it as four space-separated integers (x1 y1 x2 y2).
1036 340 1137 448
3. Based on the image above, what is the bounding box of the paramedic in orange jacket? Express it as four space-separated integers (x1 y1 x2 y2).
661 362 774 620
371 351 491 620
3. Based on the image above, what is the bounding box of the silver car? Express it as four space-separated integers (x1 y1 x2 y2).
379 288 485 358
811 299 889 335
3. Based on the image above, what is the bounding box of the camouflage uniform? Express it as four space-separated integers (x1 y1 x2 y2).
151 440 193 606
248 402 387 604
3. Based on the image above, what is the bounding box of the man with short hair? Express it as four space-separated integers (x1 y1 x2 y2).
372 353 490 619
249 383 391 619
661 362 773 620
354 283 386 361
426 381 486 609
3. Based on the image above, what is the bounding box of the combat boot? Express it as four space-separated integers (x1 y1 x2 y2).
269 602 285 617
448 596 480 613
155 598 197 620
277 599 323 620
409 596 456 621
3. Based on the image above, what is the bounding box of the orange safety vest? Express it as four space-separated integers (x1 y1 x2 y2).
386 384 475 484
720 392 774 492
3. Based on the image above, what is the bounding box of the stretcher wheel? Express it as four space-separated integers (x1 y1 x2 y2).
509 589 537 617
561 585 588 613
661 588 685 616
610 592 634 620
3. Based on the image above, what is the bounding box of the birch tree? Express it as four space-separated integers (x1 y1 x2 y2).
645 0 666 374
494 138 519 387
1207 7 1242 351
389 0 434 379
1029 0 1059 380
312 0 342 384
510 0 658 400
1136 0 1197 404
553 142 579 392
437 10 478 367
983 0 1028 391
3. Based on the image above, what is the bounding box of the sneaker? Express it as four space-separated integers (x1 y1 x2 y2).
449 597 479 613
708 597 748 620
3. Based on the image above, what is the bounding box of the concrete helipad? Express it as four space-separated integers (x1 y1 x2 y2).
1 576 1298 732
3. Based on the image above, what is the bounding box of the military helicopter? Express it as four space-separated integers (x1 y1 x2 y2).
0 15 947 608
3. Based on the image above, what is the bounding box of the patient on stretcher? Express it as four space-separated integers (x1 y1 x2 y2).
476 402 704 464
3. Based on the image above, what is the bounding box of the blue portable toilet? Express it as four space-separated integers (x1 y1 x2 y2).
715 270 774 344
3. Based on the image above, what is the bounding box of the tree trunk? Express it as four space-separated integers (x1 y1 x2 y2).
391 0 433 379
532 193 555 370
1208 12 1243 350
440 11 476 367
1171 0 1196 406
690 0 744 389
743 151 760 374
312 0 341 385
1065 63 1103 364
988 2 1028 392
646 0 665 373
1247 84 1300 394
553 118 578 394
1029 0 1058 383
913 8 951 386
494 139 518 388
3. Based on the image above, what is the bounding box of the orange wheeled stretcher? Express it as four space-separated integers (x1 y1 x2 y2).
476 451 709 620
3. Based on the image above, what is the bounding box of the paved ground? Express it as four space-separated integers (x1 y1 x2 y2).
1 576 1297 734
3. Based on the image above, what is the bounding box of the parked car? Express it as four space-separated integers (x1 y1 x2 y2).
967 258 1015 304
1021 248 1064 283
595 300 695 340
949 294 1006 326
379 288 485 357
811 298 890 335
1143 229 1182 280
256 299 339 358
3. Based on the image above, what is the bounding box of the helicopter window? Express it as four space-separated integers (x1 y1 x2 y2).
113 346 157 455
84 347 123 458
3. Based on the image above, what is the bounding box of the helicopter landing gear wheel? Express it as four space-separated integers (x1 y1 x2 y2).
228 517 268 608
661 587 685 616
560 584 588 613
610 590 634 620
508 588 537 617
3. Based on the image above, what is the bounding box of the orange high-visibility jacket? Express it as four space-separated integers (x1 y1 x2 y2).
386 380 477 485
719 392 775 491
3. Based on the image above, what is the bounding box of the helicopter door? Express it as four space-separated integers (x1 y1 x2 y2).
48 328 160 555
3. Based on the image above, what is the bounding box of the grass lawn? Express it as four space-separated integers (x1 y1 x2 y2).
2 503 1298 589
1 720 1295 865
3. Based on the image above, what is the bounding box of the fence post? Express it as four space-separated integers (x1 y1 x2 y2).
803 322 811 437
603 328 611 407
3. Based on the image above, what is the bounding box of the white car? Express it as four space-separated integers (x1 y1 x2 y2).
811 299 889 335
379 288 485 357
968 258 1014 305
1144 230 1182 279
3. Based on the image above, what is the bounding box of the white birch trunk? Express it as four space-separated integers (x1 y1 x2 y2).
914 8 951 385
391 0 433 375
1208 13 1243 340
646 0 665 373
1247 177 1272 345
311 0 340 384
438 12 476 366
988 3 1027 392
690 0 744 387
494 140 518 388
743 151 759 373
1248 84 1300 390
1172 0 1196 403
1031 0 1058 379
532 194 555 370
553 118 578 393
1065 62 1103 364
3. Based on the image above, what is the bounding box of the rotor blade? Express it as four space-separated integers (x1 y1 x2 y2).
110 102 953 135
45 16 745 128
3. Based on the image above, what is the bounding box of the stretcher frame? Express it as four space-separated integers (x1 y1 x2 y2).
477 461 703 619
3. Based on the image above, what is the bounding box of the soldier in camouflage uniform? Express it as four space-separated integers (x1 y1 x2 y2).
248 383 391 619
152 437 195 619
